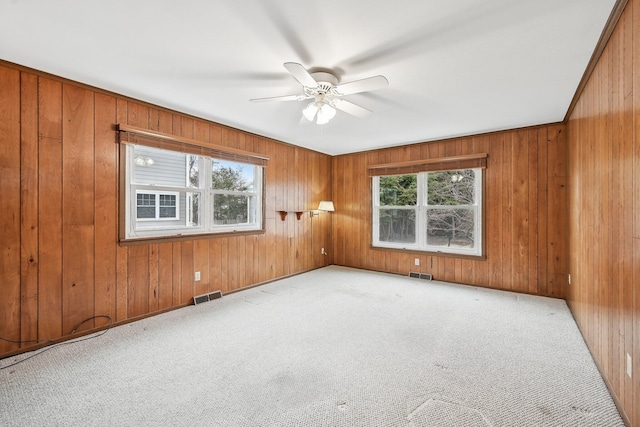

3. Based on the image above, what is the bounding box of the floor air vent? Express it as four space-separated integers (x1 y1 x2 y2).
193 290 223 305
409 272 433 281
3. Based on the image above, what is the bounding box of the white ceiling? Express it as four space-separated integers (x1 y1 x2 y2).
0 0 616 155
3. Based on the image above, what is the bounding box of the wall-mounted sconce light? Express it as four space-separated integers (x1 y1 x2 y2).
311 200 335 217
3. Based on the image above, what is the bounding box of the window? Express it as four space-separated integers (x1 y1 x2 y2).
211 159 260 228
124 144 263 240
372 168 483 256
136 191 179 220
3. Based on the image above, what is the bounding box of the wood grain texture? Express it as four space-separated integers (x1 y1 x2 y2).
0 63 332 357
332 125 567 299
37 77 63 340
62 225 95 334
20 72 39 345
567 0 639 423
94 93 117 326
62 84 94 226
0 65 21 354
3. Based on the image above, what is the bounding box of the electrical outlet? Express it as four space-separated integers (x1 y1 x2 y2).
568 274 571 285
194 271 201 281
321 247 326 255
414 258 420 266
627 353 632 378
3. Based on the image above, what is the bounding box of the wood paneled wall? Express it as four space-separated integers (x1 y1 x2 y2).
567 0 640 423
331 124 568 298
0 63 333 357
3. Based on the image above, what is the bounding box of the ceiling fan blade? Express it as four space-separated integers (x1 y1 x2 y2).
335 75 388 95
250 94 307 102
333 99 373 118
283 62 318 88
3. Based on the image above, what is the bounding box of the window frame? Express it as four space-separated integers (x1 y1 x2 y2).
372 168 484 257
211 161 262 230
119 133 266 243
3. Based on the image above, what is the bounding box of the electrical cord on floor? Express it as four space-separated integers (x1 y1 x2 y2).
0 315 113 371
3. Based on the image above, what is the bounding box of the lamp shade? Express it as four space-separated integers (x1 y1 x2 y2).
302 102 319 121
316 104 336 125
317 200 335 212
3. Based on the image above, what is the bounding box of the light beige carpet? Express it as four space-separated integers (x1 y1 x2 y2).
0 266 624 426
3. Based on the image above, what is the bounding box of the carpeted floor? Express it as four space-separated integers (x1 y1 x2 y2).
0 266 624 426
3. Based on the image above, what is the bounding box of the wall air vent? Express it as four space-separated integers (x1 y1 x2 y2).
409 272 433 281
193 290 223 305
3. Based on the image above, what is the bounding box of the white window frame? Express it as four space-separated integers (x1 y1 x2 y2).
210 159 262 229
372 168 483 257
124 144 263 240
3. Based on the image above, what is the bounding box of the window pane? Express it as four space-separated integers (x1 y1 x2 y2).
378 209 416 243
187 155 199 188
133 146 187 187
187 192 201 226
379 175 417 206
136 193 156 219
427 170 475 206
213 194 254 225
212 160 253 192
159 194 177 218
426 208 475 248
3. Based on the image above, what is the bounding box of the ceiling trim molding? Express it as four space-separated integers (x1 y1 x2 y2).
564 0 629 122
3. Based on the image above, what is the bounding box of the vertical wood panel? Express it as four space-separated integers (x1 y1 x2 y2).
632 2 640 424
228 237 239 291
194 239 210 296
245 235 255 287
94 93 117 326
20 72 39 344
237 234 247 288
219 237 230 293
511 130 529 293
0 65 21 353
127 245 149 318
37 77 63 339
62 84 94 226
62 84 95 334
537 129 549 295
501 133 513 291
527 130 539 295
487 135 503 288
181 241 194 304
157 243 173 310
172 242 182 305
62 225 95 333
148 243 159 311
209 238 222 293
547 126 567 298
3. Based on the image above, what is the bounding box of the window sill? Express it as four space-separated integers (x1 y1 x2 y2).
119 228 266 246
370 244 486 261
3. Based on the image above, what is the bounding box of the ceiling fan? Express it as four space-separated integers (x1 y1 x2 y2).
250 62 388 125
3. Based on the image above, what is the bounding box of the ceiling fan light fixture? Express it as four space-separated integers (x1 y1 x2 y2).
302 102 318 121
251 62 387 124
316 103 336 125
